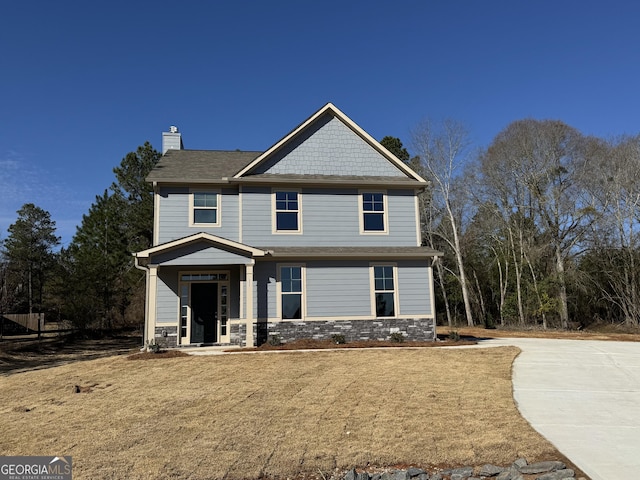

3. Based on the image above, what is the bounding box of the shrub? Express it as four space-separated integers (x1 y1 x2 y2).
146 339 162 353
448 330 460 341
267 335 282 346
331 334 346 344
389 332 405 343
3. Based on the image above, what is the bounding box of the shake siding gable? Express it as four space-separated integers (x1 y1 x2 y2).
253 114 406 177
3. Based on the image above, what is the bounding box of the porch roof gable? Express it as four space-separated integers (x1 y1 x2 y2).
134 233 268 263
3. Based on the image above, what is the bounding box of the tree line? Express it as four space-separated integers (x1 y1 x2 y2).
384 118 640 329
0 143 160 333
1 118 639 334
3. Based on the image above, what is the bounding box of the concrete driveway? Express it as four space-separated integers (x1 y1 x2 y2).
479 338 640 480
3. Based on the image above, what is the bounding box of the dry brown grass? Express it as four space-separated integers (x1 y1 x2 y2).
450 325 640 342
0 347 570 480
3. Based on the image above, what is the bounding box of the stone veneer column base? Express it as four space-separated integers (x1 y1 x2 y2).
154 326 178 348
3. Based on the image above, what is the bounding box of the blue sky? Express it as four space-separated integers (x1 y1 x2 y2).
2 1 639 247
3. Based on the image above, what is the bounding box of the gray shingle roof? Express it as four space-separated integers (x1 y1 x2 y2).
147 150 261 183
147 150 424 187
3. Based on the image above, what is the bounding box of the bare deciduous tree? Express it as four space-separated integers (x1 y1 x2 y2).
412 119 475 326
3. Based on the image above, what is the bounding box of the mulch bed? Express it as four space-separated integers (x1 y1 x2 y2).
126 350 190 360
245 338 476 351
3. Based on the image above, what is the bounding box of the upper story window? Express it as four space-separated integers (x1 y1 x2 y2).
274 190 301 233
190 190 220 226
361 191 387 233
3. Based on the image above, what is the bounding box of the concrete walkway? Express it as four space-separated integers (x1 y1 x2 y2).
478 338 640 480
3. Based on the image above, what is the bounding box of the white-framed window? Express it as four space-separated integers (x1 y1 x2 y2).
371 264 397 317
360 191 388 233
278 264 305 319
190 190 220 226
273 190 301 233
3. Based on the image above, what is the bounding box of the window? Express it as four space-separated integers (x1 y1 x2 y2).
192 191 219 225
362 192 386 232
373 265 396 317
274 191 300 232
280 265 303 319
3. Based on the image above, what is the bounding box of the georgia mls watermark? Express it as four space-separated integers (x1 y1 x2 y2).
0 456 72 480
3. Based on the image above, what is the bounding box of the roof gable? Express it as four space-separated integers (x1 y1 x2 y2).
134 233 267 264
234 103 426 183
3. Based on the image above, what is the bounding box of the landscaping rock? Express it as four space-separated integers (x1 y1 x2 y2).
519 461 565 475
536 470 575 480
407 467 426 478
479 464 504 476
335 458 578 480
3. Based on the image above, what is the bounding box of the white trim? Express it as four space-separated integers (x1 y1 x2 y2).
276 263 306 320
153 183 160 246
234 103 427 182
177 270 231 345
147 265 159 344
271 188 303 234
135 232 267 259
239 267 245 320
238 185 244 243
359 189 389 235
428 262 437 336
369 263 399 318
245 262 255 347
189 188 221 228
414 192 422 246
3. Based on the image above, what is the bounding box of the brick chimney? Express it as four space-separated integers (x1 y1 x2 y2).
162 125 183 154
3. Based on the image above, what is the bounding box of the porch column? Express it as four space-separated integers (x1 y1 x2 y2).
146 265 159 346
245 262 254 347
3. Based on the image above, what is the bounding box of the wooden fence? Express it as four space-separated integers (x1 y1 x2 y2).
1 313 44 333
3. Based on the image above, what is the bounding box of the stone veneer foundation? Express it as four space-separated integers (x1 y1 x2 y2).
230 318 435 347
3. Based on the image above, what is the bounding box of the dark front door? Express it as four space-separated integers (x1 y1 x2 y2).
190 283 217 343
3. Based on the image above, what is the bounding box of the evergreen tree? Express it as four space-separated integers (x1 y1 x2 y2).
60 143 160 330
380 136 410 163
4 204 60 327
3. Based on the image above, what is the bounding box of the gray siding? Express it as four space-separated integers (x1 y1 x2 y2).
254 260 431 321
254 263 276 319
397 260 432 316
156 269 178 324
157 186 240 244
254 114 406 177
305 260 371 317
242 187 418 247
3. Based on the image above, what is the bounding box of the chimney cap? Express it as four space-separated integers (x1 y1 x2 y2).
169 125 179 133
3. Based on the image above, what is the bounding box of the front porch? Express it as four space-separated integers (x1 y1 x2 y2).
134 233 267 348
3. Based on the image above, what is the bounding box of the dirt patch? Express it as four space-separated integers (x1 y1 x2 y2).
448 325 640 342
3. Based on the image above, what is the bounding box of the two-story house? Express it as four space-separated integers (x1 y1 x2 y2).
134 103 440 348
